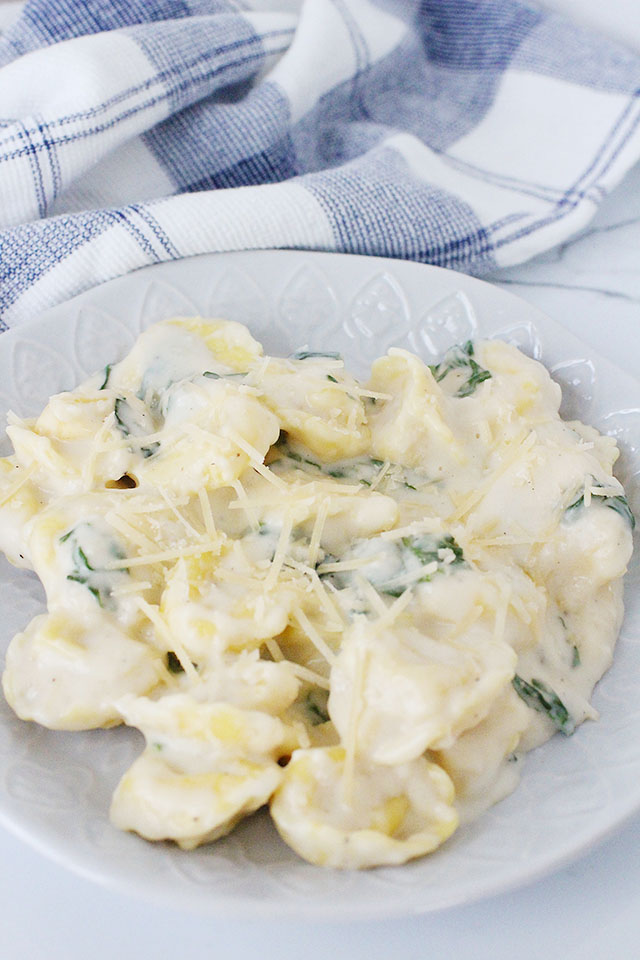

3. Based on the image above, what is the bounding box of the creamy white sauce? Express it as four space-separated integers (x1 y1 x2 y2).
0 319 633 868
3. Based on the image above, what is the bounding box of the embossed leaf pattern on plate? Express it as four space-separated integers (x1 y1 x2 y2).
138 282 199 331
11 339 75 417
491 321 542 359
6 762 93 810
277 265 339 351
0 251 639 919
601 409 640 496
207 268 269 330
550 358 596 419
410 291 476 358
347 273 409 358
74 308 136 377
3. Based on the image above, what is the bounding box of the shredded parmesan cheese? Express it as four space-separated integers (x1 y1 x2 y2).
293 609 337 667
106 540 222 569
289 663 331 690
307 496 330 568
369 459 391 491
156 485 201 538
135 597 199 682
264 513 294 591
198 488 216 539
0 464 35 507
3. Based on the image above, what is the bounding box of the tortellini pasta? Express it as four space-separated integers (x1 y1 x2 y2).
0 318 633 869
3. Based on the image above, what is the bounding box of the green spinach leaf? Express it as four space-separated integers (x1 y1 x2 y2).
429 341 492 398
512 675 575 735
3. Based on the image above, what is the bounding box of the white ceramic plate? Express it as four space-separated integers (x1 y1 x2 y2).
0 251 639 920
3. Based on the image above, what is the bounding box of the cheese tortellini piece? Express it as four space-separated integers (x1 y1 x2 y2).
328 614 517 764
0 319 633 870
3 611 161 730
271 747 458 869
110 694 297 849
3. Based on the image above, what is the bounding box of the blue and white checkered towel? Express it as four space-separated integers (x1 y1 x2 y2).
1 0 639 327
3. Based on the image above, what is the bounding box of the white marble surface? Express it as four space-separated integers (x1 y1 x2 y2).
1 1 640 958
492 160 640 371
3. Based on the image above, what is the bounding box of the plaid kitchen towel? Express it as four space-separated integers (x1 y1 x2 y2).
0 0 640 326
